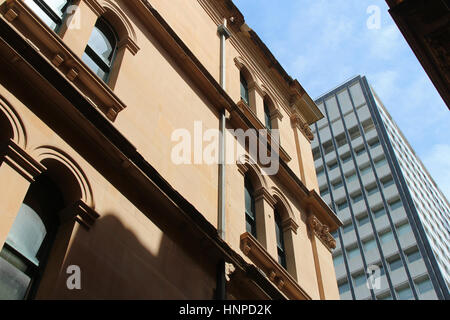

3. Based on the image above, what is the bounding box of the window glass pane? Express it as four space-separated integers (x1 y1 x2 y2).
406 250 421 263
264 102 272 131
358 214 369 226
397 286 413 300
373 207 386 218
82 52 107 81
389 199 403 211
343 223 353 234
87 26 115 64
397 223 411 236
416 279 433 294
24 0 57 30
0 253 31 300
389 258 403 271
240 73 249 104
363 238 377 252
6 204 47 267
333 254 343 267
353 274 366 287
338 281 350 294
347 247 359 259
45 0 68 17
380 231 393 244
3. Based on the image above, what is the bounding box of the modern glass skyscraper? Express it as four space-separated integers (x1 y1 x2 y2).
311 75 450 300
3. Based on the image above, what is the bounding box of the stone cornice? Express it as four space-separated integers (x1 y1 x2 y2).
240 232 311 300
3 0 127 121
0 139 45 182
282 217 299 235
307 215 337 252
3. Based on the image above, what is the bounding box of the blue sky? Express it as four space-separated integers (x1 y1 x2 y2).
234 0 450 199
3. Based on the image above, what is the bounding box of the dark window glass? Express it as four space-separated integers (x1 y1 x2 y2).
82 18 118 82
264 101 272 131
244 177 256 238
24 0 71 31
275 210 287 269
240 72 249 105
0 174 63 300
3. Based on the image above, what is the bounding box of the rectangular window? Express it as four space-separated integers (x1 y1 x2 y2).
372 207 386 219
382 176 395 188
328 161 339 170
389 257 403 272
375 157 387 168
360 165 371 176
351 193 363 203
341 154 352 163
396 223 411 236
416 278 433 294
323 141 334 155
320 187 329 197
357 214 370 226
406 249 421 264
347 246 360 259
363 238 377 252
362 119 375 133
338 281 350 294
338 201 349 211
346 173 357 183
313 148 321 161
335 134 347 148
333 253 344 267
240 73 249 105
380 230 393 244
389 199 403 211
369 138 380 149
396 286 413 300
353 273 367 287
366 185 378 196
332 180 343 190
349 127 361 140
355 146 366 156
343 223 354 234
316 167 324 176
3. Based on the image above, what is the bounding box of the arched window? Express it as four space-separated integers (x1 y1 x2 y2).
0 173 64 300
274 209 287 269
240 71 250 106
264 100 272 131
24 0 71 32
82 18 118 83
244 176 257 238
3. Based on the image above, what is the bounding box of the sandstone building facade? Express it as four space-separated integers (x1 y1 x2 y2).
0 0 341 300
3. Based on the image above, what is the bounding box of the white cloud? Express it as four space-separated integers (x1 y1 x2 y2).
421 144 450 200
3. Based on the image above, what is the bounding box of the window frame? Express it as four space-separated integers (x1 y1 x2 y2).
83 18 119 83
25 0 72 32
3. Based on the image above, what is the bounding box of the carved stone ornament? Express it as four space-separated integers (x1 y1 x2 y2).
307 215 336 251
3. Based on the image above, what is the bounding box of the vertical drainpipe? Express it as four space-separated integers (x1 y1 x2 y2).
216 19 231 301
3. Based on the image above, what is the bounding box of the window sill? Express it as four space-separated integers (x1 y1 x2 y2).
240 232 311 300
2 0 126 121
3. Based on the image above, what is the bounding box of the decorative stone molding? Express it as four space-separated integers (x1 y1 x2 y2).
240 232 311 300
60 199 100 229
254 187 276 208
282 218 299 235
290 113 314 141
84 0 107 17
307 215 336 252
225 262 236 281
0 140 45 182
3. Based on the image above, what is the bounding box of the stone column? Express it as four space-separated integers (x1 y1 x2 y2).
254 188 278 260
0 140 45 248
